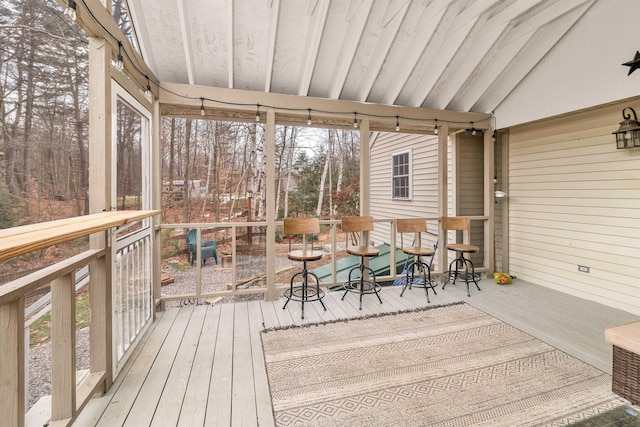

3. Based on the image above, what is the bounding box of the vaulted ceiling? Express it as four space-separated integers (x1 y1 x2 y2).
126 0 595 117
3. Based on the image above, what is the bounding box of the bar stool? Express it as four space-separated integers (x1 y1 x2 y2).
440 216 481 297
340 216 382 310
281 218 327 319
396 218 437 303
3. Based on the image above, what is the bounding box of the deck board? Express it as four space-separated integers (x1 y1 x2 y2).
247 301 275 427
150 305 208 426
123 306 194 426
231 302 257 426
177 304 221 427
93 309 179 427
206 303 234 426
73 281 640 427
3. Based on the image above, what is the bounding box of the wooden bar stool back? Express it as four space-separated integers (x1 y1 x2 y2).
281 218 327 318
340 216 383 309
396 218 437 303
440 216 481 297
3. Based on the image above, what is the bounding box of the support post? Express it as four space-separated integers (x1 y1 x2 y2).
437 123 449 273
51 274 76 421
266 108 278 300
484 122 495 274
0 298 25 427
88 36 113 389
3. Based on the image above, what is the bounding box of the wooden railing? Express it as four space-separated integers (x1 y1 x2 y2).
159 216 489 303
0 211 158 427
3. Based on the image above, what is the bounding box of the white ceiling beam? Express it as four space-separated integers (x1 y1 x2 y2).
297 0 330 96
227 0 234 89
327 0 374 99
473 3 591 113
380 0 451 105
176 0 196 85
406 0 493 107
427 0 544 109
444 0 552 111
446 24 530 111
500 0 592 46
125 0 158 75
354 0 411 102
263 0 281 92
427 22 507 110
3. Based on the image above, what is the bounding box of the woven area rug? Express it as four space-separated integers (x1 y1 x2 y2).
261 302 625 426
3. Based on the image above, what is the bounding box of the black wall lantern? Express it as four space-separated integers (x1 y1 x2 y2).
613 107 640 149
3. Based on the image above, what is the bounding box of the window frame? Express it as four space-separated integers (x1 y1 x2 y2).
391 149 412 200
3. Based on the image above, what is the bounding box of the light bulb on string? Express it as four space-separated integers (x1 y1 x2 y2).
434 119 438 135
395 116 400 132
115 41 124 71
471 122 476 136
144 76 151 96
200 97 205 116
307 109 312 126
353 112 358 129
64 0 77 21
255 104 260 122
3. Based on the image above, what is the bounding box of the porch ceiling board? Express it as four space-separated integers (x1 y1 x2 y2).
471 1 593 113
123 0 595 116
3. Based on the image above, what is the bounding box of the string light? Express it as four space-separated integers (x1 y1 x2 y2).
434 119 438 135
73 0 493 133
353 112 358 129
115 41 124 71
471 122 476 136
255 104 260 122
64 0 77 21
144 76 151 96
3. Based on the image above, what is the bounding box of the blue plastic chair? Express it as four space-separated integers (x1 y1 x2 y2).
187 229 218 266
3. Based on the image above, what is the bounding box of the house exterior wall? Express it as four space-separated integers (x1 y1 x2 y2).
369 132 440 267
507 100 640 315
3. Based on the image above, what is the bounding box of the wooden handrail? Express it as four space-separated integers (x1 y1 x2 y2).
0 249 103 306
0 210 159 262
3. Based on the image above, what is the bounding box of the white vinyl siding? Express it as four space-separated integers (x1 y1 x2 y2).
369 132 439 267
508 101 640 315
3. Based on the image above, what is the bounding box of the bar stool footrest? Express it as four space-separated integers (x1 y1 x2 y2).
342 280 381 294
283 286 325 302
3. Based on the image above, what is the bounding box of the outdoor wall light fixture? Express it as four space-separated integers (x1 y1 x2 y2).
612 107 640 149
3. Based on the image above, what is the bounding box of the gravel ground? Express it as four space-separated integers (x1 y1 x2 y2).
163 254 296 306
28 327 90 409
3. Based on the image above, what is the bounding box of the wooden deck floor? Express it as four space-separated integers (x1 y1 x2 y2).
73 278 640 426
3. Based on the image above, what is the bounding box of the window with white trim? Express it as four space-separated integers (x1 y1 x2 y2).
392 150 411 199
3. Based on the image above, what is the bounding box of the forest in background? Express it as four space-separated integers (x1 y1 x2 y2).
1 0 362 234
